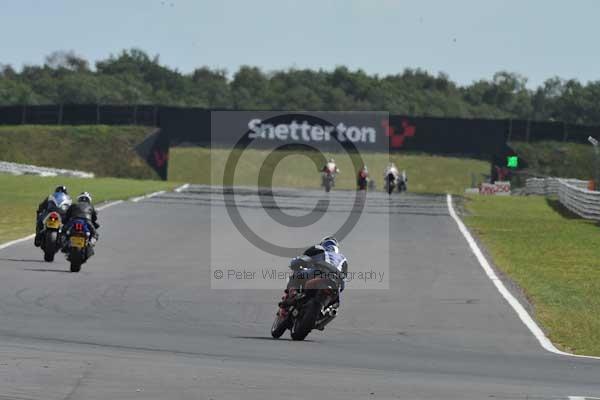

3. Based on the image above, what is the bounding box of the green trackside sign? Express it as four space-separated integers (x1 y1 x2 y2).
507 155 519 168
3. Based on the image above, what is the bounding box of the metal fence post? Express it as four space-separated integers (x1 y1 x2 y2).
588 136 600 189
594 145 599 190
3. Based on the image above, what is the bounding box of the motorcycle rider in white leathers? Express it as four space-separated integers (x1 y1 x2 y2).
279 237 348 318
322 158 340 175
384 162 407 188
384 162 400 180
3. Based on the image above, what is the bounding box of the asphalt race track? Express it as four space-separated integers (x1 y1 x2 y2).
0 185 599 399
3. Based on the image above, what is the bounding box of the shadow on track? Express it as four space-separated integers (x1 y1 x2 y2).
24 268 71 273
0 257 46 263
232 335 315 342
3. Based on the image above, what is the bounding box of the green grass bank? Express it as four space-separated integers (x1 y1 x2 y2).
464 195 600 356
0 125 158 179
0 174 176 244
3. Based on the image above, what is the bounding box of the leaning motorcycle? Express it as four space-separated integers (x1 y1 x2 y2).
271 261 341 341
63 218 94 273
39 192 72 262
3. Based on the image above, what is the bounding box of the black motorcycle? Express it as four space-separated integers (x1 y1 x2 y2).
385 171 407 194
271 257 341 341
38 192 71 262
63 218 95 272
385 172 397 194
321 170 336 193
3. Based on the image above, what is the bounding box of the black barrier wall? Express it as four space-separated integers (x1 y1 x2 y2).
2 105 600 179
154 110 513 179
1 105 598 144
0 104 160 126
158 110 509 153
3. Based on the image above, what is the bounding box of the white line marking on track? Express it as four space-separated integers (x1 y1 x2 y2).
174 183 190 193
0 200 123 251
447 194 600 361
97 200 123 210
0 234 36 251
130 190 166 203
569 397 600 400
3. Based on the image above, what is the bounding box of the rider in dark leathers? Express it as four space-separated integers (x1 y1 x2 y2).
64 192 100 240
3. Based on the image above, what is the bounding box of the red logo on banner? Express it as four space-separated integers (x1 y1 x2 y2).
382 119 416 148
153 150 169 168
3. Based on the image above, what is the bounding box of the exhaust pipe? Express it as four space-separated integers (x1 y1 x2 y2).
315 310 337 331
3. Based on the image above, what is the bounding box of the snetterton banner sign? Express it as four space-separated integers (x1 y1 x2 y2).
211 111 392 151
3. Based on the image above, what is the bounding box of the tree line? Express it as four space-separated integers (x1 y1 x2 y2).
1 49 599 125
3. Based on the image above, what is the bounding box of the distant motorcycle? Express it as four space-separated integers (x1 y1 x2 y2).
357 170 369 191
63 219 95 273
271 256 341 341
398 170 407 192
321 169 336 193
384 170 407 194
385 172 397 194
39 192 71 262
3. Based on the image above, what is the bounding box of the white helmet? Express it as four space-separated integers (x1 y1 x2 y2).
320 236 339 253
77 192 92 204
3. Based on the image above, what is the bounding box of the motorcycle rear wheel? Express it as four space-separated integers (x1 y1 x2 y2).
43 231 57 262
69 249 83 273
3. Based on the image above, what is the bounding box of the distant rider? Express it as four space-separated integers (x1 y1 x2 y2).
384 162 407 189
384 162 399 180
279 236 348 320
357 165 369 188
64 192 100 240
322 158 339 175
34 185 70 247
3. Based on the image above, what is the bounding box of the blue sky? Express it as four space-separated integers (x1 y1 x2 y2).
1 0 598 87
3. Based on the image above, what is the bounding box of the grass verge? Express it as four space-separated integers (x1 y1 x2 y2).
0 174 177 244
0 125 158 179
463 195 600 356
169 147 490 194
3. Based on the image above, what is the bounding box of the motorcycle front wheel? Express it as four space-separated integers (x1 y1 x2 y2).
290 300 321 341
271 311 291 339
